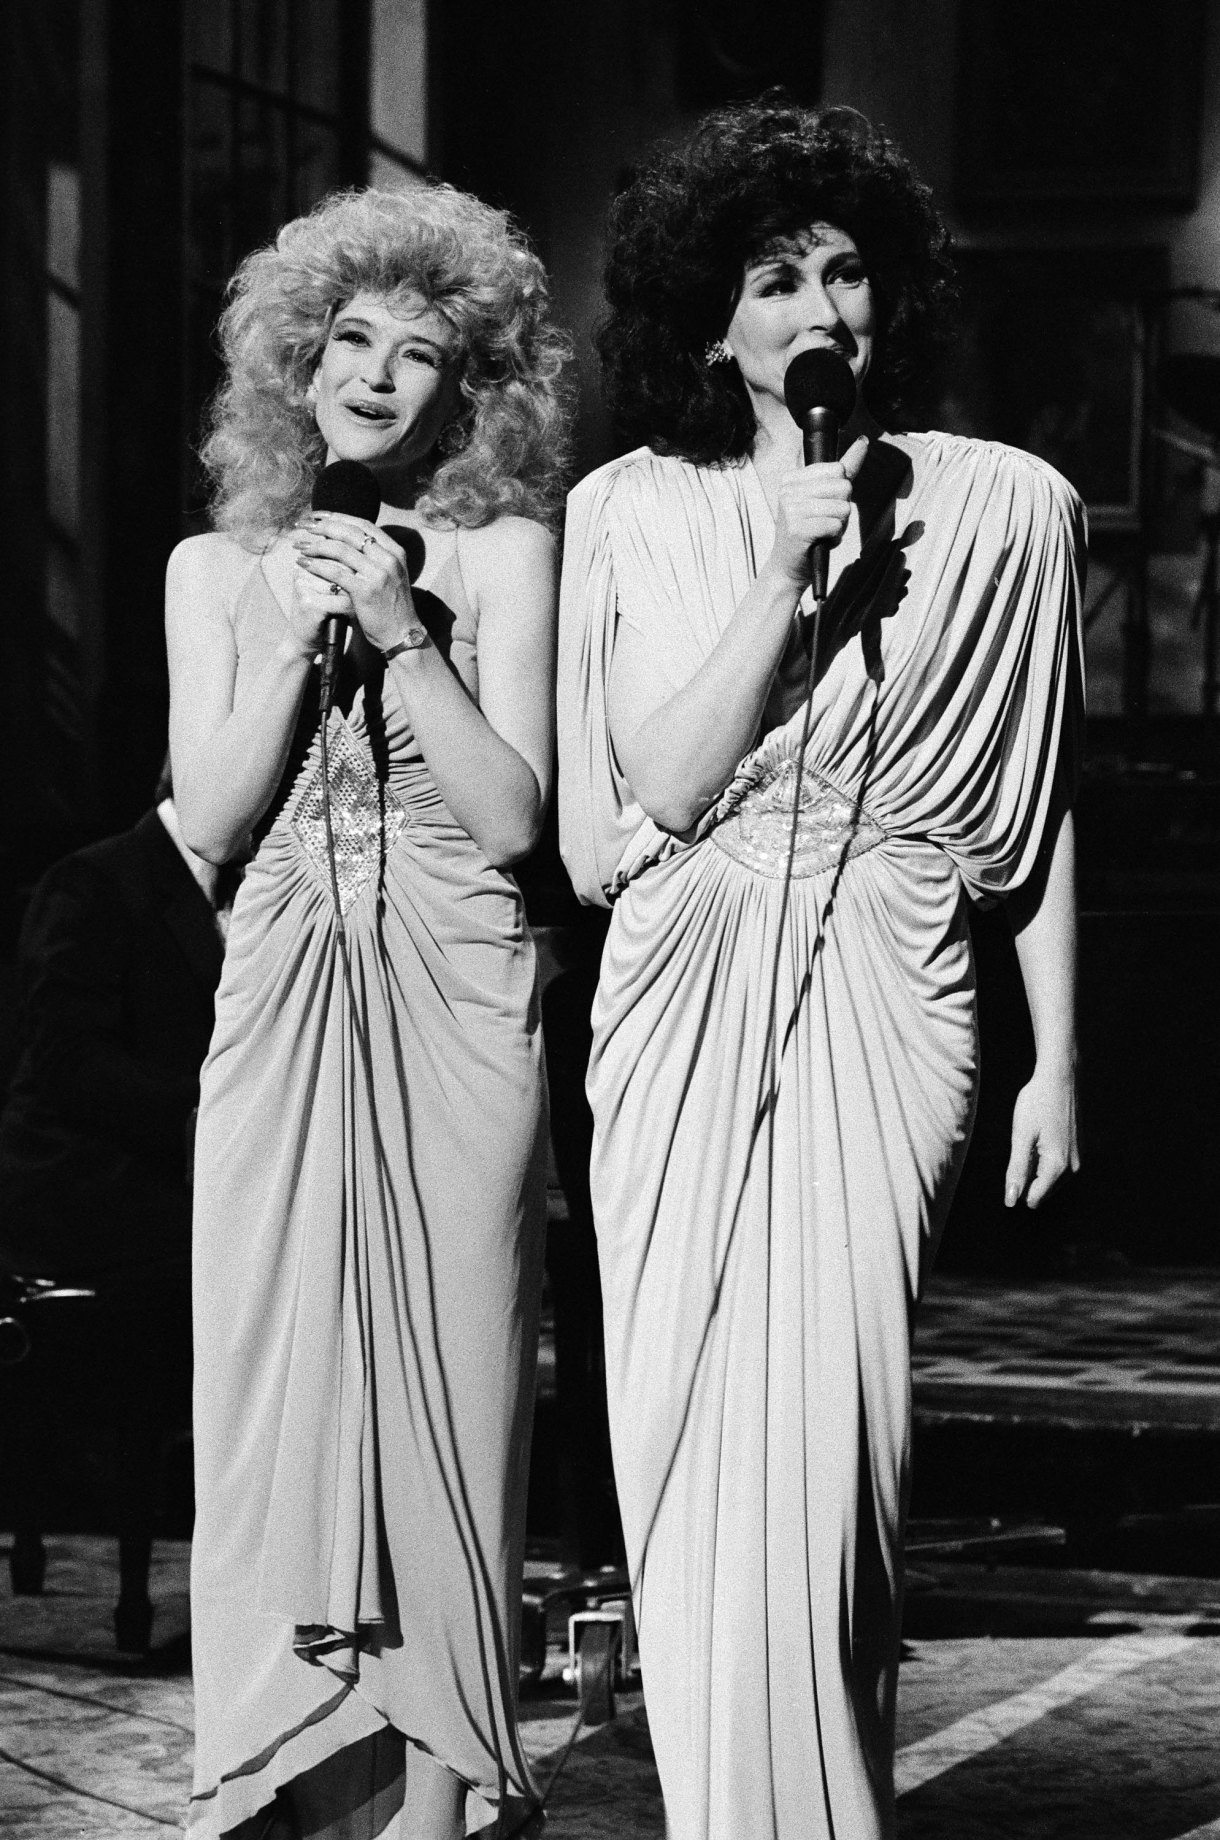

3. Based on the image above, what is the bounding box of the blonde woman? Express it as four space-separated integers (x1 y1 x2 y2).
169 185 568 1840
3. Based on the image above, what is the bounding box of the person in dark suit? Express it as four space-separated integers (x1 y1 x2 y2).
0 758 230 1647
0 764 226 1279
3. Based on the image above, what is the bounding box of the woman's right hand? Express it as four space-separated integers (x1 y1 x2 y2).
285 533 351 658
765 433 870 593
167 529 350 864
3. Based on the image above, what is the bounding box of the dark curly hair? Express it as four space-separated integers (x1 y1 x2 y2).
598 98 958 463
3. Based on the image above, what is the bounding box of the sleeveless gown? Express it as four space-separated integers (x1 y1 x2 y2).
188 533 547 1836
557 434 1085 1840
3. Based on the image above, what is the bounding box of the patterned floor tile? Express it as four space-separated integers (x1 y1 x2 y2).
913 1273 1220 1432
3 1535 1220 1838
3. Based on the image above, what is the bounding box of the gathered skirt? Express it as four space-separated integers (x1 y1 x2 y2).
189 712 547 1836
589 793 976 1840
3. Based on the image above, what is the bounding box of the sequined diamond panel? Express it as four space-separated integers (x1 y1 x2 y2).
712 754 886 879
289 716 408 916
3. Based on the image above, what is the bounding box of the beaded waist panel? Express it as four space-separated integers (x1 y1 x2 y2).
286 714 408 917
711 754 887 880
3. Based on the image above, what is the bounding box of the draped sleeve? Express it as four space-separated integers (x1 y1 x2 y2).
557 448 768 906
873 438 1087 903
557 433 1086 909
556 458 643 907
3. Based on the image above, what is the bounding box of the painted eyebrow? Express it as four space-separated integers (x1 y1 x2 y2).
752 245 860 269
745 255 801 283
333 313 450 352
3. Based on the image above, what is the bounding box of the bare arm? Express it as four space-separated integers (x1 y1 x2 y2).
1004 801 1080 1208
166 537 323 864
607 438 868 834
387 519 556 865
293 512 556 867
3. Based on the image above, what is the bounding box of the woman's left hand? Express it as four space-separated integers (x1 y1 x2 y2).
1004 1061 1080 1209
290 512 425 653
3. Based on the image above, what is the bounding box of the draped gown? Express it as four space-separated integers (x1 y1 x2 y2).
189 531 547 1837
556 433 1085 1840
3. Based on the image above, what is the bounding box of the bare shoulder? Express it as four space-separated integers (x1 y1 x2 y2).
166 530 263 609
459 515 557 588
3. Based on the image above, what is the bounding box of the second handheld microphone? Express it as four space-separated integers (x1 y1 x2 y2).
782 349 857 602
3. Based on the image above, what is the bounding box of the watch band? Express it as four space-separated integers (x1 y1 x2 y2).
380 626 429 662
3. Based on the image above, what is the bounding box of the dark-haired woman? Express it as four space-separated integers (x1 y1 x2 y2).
558 103 1082 1839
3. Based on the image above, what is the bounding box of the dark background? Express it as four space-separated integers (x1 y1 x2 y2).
3 0 1219 1268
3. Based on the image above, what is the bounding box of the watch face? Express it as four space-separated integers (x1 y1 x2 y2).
384 625 429 657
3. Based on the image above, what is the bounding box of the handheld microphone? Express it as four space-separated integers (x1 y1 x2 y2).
782 350 857 602
310 460 382 714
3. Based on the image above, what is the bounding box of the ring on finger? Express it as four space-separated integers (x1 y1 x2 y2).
359 535 373 554
329 581 343 597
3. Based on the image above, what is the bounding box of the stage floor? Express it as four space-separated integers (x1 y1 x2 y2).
4 1271 1220 1833
538 1266 1220 1436
913 1270 1220 1434
2 1535 1219 1837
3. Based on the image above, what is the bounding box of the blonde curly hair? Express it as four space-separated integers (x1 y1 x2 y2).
201 184 571 542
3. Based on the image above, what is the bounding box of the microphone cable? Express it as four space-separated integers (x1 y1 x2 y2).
294 462 543 1810
318 711 351 973
518 599 828 1832
526 380 842 1809
762 347 853 1127
306 481 822 1825
317 658 366 1062
316 673 541 1823
762 593 824 1112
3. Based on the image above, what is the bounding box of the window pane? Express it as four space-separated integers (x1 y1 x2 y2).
182 0 366 513
46 292 81 539
371 0 427 170
188 0 232 73
240 0 289 91
292 123 343 217
234 93 288 260
297 0 343 114
46 161 80 294
46 541 81 643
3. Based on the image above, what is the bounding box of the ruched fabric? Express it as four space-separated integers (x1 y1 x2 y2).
189 559 546 1837
557 435 1085 1839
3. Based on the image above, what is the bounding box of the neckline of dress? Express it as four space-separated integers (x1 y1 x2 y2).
737 453 864 603
739 429 922 523
739 453 776 539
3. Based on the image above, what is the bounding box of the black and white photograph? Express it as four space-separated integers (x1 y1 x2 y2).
1 2 1219 1836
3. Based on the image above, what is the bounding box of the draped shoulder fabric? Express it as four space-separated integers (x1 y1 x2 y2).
189 536 547 1837
556 434 1084 1840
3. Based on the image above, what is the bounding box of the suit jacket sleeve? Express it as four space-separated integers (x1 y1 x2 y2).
17 856 200 1168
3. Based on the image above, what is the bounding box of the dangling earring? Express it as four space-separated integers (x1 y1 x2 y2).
437 411 473 459
704 338 734 367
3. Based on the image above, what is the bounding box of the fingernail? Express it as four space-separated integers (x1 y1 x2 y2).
1004 1184 1018 1207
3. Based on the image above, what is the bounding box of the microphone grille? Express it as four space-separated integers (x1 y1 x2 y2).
783 350 857 426
310 460 382 522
